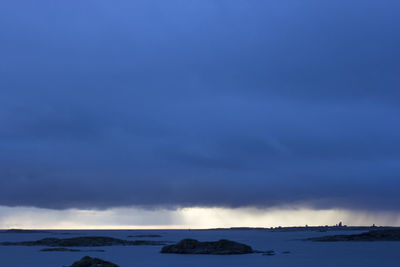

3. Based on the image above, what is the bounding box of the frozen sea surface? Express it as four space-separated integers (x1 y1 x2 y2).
0 229 399 266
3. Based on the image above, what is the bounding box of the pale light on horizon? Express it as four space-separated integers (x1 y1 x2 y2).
1 206 399 230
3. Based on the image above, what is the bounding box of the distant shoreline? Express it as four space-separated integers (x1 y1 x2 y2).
1 225 400 232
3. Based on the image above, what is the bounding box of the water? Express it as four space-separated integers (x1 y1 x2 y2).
0 229 399 266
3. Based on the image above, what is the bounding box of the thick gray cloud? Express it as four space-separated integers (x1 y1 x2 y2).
0 0 400 211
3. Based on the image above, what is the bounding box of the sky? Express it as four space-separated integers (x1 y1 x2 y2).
1 0 400 228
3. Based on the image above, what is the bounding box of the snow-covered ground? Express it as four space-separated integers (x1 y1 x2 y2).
0 229 399 266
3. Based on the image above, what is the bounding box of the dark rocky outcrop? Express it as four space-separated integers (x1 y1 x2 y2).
40 247 105 252
307 229 400 242
1 229 51 234
41 247 81 252
69 256 119 267
1 236 167 247
161 239 253 255
262 250 275 256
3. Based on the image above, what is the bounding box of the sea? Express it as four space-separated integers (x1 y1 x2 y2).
0 229 399 266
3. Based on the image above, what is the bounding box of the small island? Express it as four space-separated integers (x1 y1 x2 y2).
1 236 168 247
307 229 400 242
161 239 253 255
69 256 119 267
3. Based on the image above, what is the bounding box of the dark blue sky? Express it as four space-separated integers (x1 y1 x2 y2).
1 1 400 211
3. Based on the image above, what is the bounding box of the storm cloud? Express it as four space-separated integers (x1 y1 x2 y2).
1 0 400 211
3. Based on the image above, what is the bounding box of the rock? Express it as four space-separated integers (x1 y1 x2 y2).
307 229 400 242
40 247 105 252
69 256 119 267
262 250 275 256
161 238 253 255
41 247 81 252
1 229 51 234
1 236 167 247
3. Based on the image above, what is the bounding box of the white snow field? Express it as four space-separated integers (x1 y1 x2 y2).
0 229 399 267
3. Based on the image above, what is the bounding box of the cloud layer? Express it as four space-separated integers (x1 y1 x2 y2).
1 1 400 211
